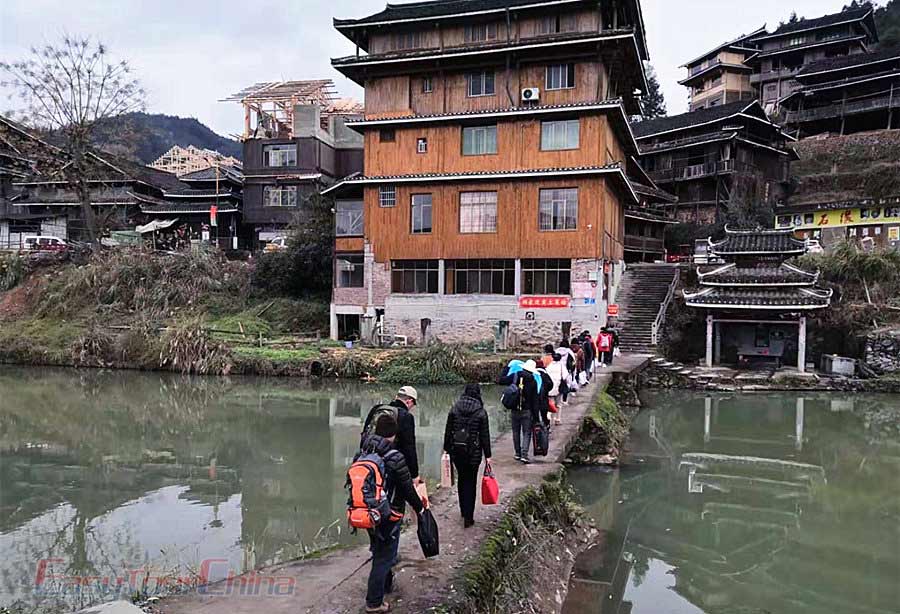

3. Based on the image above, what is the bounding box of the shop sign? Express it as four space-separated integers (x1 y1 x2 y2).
519 296 570 309
607 304 620 317
776 206 900 230
889 226 900 242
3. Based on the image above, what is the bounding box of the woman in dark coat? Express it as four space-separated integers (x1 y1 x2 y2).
443 384 492 528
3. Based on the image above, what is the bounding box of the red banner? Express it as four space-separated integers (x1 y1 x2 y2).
210 205 218 227
607 304 620 317
519 296 570 309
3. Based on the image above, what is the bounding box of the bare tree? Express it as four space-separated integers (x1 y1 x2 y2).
1 36 146 246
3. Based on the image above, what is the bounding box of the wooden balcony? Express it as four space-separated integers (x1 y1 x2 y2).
624 235 665 253
648 159 751 183
783 94 900 124
751 67 801 84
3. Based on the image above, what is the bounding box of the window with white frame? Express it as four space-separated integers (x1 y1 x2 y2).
411 194 432 234
466 71 495 97
335 253 364 288
379 186 396 208
541 119 580 150
263 185 298 207
462 125 498 155
417 138 428 153
788 36 805 47
422 76 433 93
335 200 363 236
459 191 498 233
546 63 576 90
538 188 578 231
263 144 297 167
464 23 498 42
522 258 571 295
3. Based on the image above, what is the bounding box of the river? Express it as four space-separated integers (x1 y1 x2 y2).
564 390 900 614
0 366 505 612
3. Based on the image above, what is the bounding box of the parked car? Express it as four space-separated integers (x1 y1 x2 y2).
22 235 68 252
264 237 288 252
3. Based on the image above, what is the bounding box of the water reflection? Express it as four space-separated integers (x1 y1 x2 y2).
0 367 505 611
565 392 900 614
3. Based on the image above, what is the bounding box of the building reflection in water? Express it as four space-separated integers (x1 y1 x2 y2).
563 392 900 614
0 367 505 610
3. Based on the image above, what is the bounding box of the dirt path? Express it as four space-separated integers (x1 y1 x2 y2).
159 356 649 614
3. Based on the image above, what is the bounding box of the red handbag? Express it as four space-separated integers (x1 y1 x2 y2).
548 398 559 414
481 464 499 505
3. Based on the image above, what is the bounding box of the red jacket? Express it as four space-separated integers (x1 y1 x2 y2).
597 332 614 352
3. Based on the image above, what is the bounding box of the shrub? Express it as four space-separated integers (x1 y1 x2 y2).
71 325 115 367
159 318 231 375
0 253 26 291
379 343 469 384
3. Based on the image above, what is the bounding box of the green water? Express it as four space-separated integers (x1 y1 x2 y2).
564 391 900 614
0 366 505 611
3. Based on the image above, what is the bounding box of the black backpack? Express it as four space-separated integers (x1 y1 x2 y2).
565 351 576 373
363 404 399 437
452 412 473 452
500 373 523 410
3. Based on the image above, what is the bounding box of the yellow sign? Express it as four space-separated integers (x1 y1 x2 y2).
890 226 900 241
776 206 900 230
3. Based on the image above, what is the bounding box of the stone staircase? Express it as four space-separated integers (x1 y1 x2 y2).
614 264 679 354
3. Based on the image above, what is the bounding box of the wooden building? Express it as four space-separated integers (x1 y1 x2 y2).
327 0 650 344
149 145 241 177
228 82 364 249
633 101 797 225
779 48 900 137
746 6 878 114
680 28 763 112
684 227 832 372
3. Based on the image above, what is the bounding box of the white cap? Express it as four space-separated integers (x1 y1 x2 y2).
397 386 419 402
522 360 538 373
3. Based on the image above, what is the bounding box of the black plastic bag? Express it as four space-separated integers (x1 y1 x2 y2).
532 423 549 457
417 508 440 558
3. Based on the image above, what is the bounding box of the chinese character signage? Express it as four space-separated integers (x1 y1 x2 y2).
519 296 570 309
776 205 900 230
607 304 620 317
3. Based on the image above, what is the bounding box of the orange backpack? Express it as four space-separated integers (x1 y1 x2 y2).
346 451 395 530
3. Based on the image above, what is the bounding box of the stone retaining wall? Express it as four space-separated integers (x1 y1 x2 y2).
865 332 900 374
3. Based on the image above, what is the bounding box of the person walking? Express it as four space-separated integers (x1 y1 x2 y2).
358 414 426 613
512 360 540 463
443 384 492 528
536 363 553 431
580 331 596 381
362 386 420 483
546 353 564 425
597 328 615 367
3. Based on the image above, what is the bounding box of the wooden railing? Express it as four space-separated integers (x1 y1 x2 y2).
648 159 751 183
651 270 679 346
624 235 665 252
783 94 900 123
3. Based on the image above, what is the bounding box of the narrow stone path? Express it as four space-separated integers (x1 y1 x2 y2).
158 355 650 614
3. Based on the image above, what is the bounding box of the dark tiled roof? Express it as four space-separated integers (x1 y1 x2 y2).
631 101 756 139
762 7 872 38
139 203 239 214
684 287 832 309
632 181 677 204
180 165 244 183
698 263 818 285
709 228 807 255
163 188 239 198
798 48 900 77
336 0 554 25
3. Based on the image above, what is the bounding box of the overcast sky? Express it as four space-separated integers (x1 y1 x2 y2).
0 0 862 138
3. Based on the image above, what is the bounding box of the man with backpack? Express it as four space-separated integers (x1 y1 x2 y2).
350 414 426 613
443 384 492 528
362 386 420 484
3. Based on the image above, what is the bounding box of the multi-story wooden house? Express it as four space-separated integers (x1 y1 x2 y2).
746 6 878 113
226 81 364 249
326 0 650 345
779 48 900 137
633 101 797 225
680 28 764 112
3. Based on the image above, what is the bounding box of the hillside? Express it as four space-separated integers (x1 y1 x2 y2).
790 129 900 205
88 112 242 164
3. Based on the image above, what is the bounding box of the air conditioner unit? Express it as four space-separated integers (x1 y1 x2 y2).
521 87 540 103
